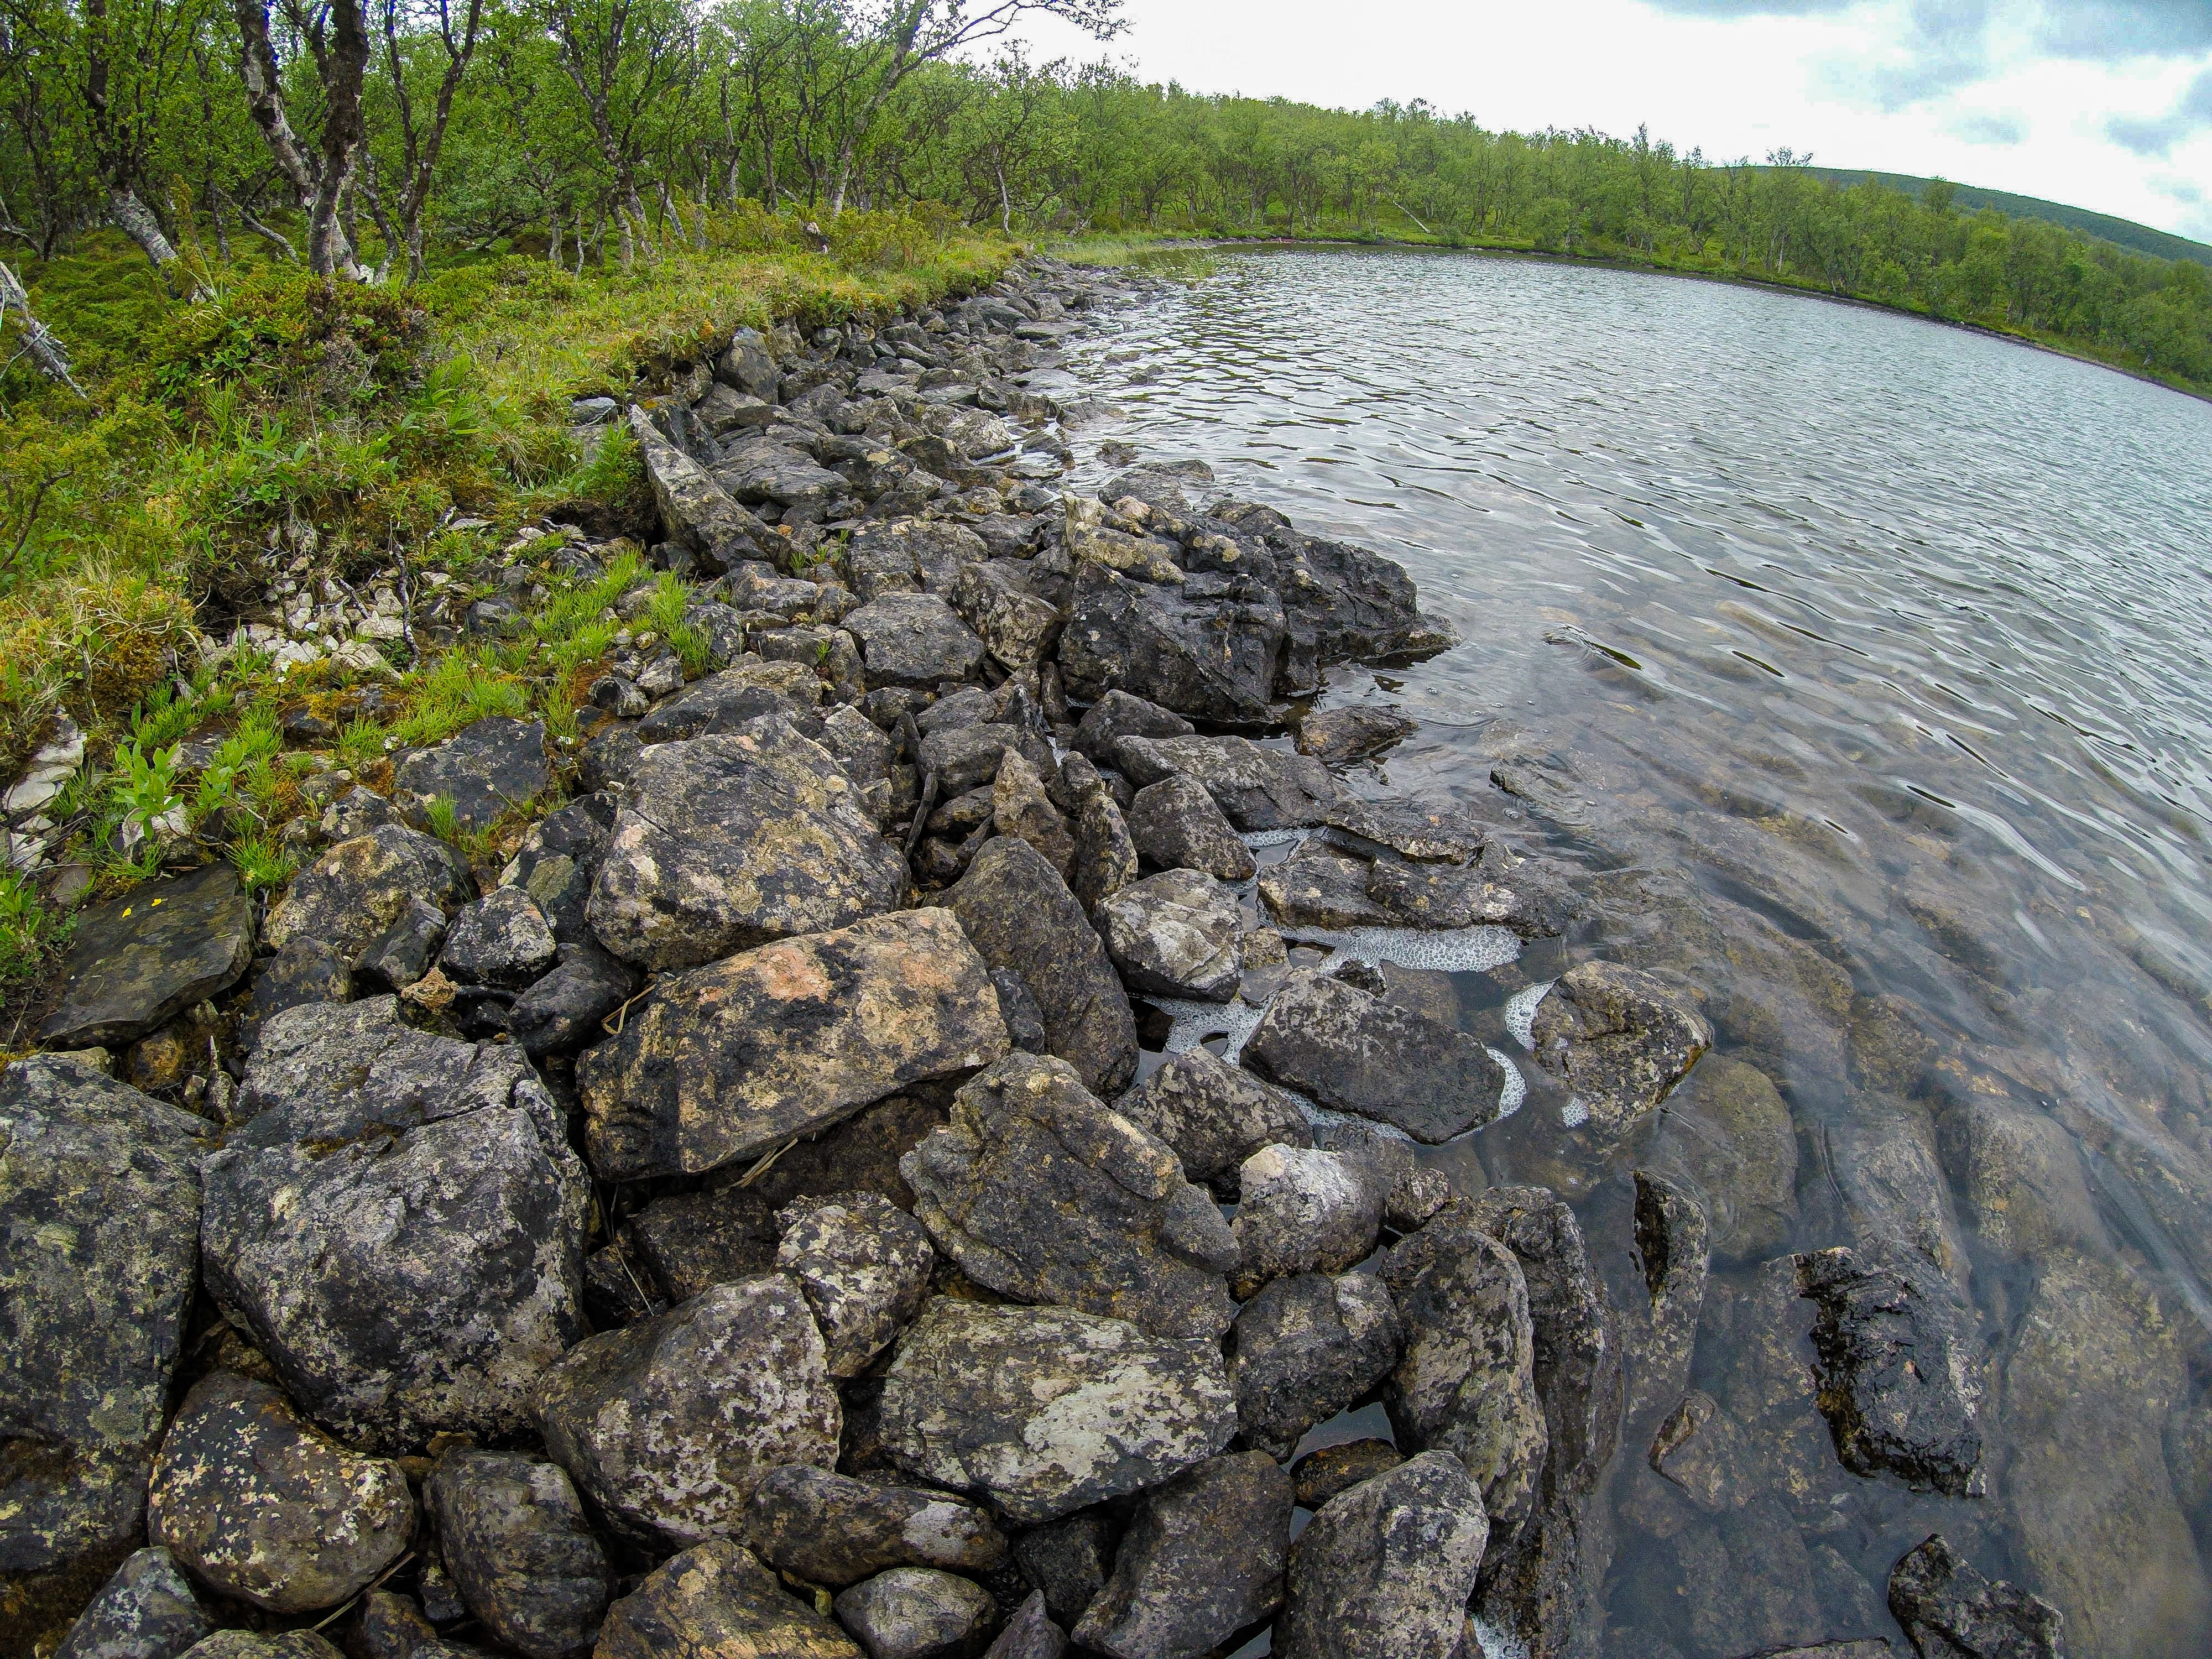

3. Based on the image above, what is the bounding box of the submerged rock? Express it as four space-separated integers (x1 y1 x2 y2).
38 863 254 1050
877 1298 1237 1524
1296 706 1415 766
1230 1271 1404 1460
595 1539 859 1659
744 1467 1006 1588
424 1451 610 1659
1528 961 1711 1142
1887 1534 2063 1659
1274 1452 1489 1659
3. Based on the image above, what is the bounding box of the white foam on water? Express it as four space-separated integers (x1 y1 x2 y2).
1240 828 1310 848
1301 1100 1414 1141
1489 1047 1527 1119
1503 979 1554 1050
1298 924 1522 975
1152 995 1267 1062
1560 1095 1590 1128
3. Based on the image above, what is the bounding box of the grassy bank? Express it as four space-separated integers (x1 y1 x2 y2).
0 211 1020 1004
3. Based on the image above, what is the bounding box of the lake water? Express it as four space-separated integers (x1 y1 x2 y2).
1058 247 2212 1658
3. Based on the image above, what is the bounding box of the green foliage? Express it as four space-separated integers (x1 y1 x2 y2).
0 868 58 984
144 269 435 420
107 737 181 845
422 794 460 843
228 833 297 894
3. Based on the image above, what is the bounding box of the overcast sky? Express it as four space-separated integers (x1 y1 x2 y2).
1007 0 2212 242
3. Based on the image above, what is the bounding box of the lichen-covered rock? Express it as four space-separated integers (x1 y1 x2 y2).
439 887 558 988
833 1567 998 1659
992 750 1074 878
1244 971 1506 1142
1010 1513 1117 1628
629 408 772 572
637 669 822 746
744 1467 1006 1589
1528 961 1711 1142
534 1275 840 1548
0 1058 205 1626
1231 1145 1385 1298
902 1052 1237 1339
263 823 471 961
424 1451 609 1659
1067 785 1140 916
395 716 551 832
505 942 635 1060
1113 735 1338 831
176 1634 343 1659
1057 565 1282 724
982 1593 1065 1659
1887 1534 2064 1659
849 520 990 603
1288 1441 1402 1510
1113 1050 1311 1194
50 1548 208 1659
845 594 988 687
1274 1452 1489 1659
594 1539 860 1659
497 794 618 947
952 561 1062 672
1230 1272 1403 1460
353 895 448 992
1071 1452 1292 1659
38 863 254 1050
1070 691 1192 763
1096 869 1243 1003
147 1373 413 1615
587 723 908 972
774 1192 938 1376
1255 842 1391 930
201 998 587 1453
936 837 1138 1098
1124 776 1254 883
877 1299 1238 1525
578 908 1006 1180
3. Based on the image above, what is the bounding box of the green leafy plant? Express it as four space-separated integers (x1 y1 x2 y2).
110 738 182 837
0 868 53 982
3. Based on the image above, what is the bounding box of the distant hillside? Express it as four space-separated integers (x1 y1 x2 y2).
1778 167 2212 266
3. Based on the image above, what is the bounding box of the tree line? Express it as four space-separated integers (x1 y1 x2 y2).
3 0 2208 392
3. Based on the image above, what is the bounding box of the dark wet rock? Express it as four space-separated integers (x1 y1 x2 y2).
983 1593 1064 1659
39 864 254 1050
578 907 1005 1180
353 895 448 992
1071 1451 1293 1659
1057 566 1282 723
535 1275 841 1547
1828 1093 1971 1292
587 723 907 972
630 408 771 572
1888 1535 2063 1659
617 1187 780 1304
989 968 1050 1053
902 1052 1237 1339
848 520 989 603
636 672 818 745
1010 1512 1116 1627
992 750 1074 878
1232 1145 1386 1297
1244 971 1507 1142
1124 775 1254 883
878 1298 1237 1524
846 594 988 687
0 1058 204 1611
439 887 557 988
745 1467 1006 1588
1363 848 1575 937
203 998 587 1452
246 937 352 1033
395 717 551 832
919 724 1049 797
834 1568 997 1659
1379 1200 1546 1537
506 941 635 1060
775 1192 938 1376
937 837 1138 1098
1114 735 1338 831
1231 1272 1402 1459
1290 1441 1403 1510
1275 1451 1489 1659
1310 1116 1451 1232
425 1452 609 1659
1621 1171 1712 1431
1067 785 1139 916
595 1539 860 1659
1296 707 1415 766
1733 1643 1897 1658
1797 1243 1983 1498
264 823 471 961
351 1589 439 1659
1096 869 1242 1003
1939 1094 2106 1260
1256 841 1390 931
578 722 644 792
1649 1055 1798 1263
1321 795 1493 864
1112 1049 1310 1193
952 562 1062 672
147 1372 413 1614
1070 691 1193 763
50 1547 209 1659
1529 962 1712 1143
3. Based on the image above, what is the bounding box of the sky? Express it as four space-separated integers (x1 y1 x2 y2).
1005 0 2212 242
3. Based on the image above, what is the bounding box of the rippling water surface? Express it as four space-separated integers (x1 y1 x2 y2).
1058 247 2212 1658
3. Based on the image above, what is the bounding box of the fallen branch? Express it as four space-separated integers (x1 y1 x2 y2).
0 262 85 397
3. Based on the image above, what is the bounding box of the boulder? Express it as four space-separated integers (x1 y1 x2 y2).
744 1467 1006 1588
595 1540 859 1659
1274 1452 1489 1659
1057 565 1281 723
983 1594 1065 1659
1113 735 1338 831
535 1275 841 1548
848 521 990 603
587 723 908 972
1244 972 1507 1142
505 942 635 1060
147 1373 413 1615
774 1192 939 1376
1311 1117 1451 1232
635 674 819 746
424 1452 609 1659
919 724 1051 797
395 717 551 832
50 1548 209 1659
263 823 471 961
1067 786 1140 916
0 1060 204 1621
353 895 448 992
1124 776 1254 883
1288 1441 1402 1510
629 408 772 572
1256 842 1391 931
833 1568 997 1659
846 594 988 688
201 998 587 1452
902 1053 1238 1339
319 785 397 842
175 1635 342 1659
992 751 1074 878
1648 1055 1798 1262
1231 1145 1385 1298
439 887 557 988
1887 1534 2063 1659
1096 870 1243 1003
578 908 1006 1180
1230 1272 1404 1460
38 864 254 1050
1528 962 1712 1142
1296 707 1415 766
1270 533 1458 672
937 838 1138 1098
1112 1049 1311 1194
952 562 1062 672
717 436 847 512
243 937 352 1035
877 1299 1237 1524
1070 1452 1293 1659
1620 1171 1712 1430
1362 849 1574 937
1070 692 1192 763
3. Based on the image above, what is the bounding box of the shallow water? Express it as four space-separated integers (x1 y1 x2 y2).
1060 247 2212 1657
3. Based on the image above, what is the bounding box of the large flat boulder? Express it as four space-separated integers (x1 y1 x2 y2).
848 520 989 603
578 907 1006 1180
38 864 254 1050
1057 565 1282 724
1111 1048 1311 1194
844 594 987 688
395 717 551 832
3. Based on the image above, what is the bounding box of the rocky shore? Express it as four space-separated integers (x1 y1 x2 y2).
1 260 2066 1659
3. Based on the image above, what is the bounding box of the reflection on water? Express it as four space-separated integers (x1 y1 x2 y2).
1065 247 2212 1657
